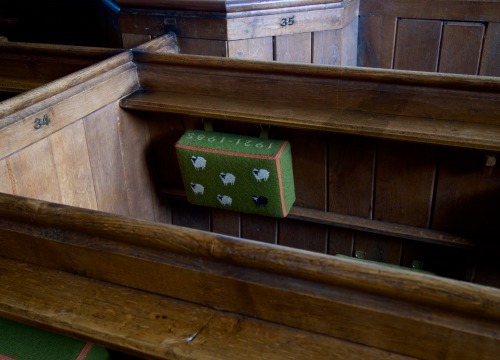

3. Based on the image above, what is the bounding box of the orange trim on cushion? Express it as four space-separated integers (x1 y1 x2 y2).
76 342 94 360
0 355 15 360
175 143 288 160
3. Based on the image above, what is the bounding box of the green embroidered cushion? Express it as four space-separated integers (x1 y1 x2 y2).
176 130 295 217
0 317 109 360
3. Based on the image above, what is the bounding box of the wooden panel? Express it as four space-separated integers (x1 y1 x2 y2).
439 22 484 75
84 103 129 216
374 141 436 227
7 139 61 203
279 219 328 252
275 33 312 63
401 241 470 281
329 134 374 217
121 33 151 48
177 38 228 56
212 209 240 237
241 214 277 243
226 0 359 40
480 22 500 77
227 37 273 60
328 227 353 256
315 16 358 66
171 201 210 231
357 15 396 68
49 120 97 210
2 194 500 360
0 159 13 194
354 232 402 265
360 0 500 23
328 133 374 256
432 148 500 241
474 251 500 288
393 19 442 71
277 128 328 251
116 106 156 221
0 56 137 160
0 257 417 360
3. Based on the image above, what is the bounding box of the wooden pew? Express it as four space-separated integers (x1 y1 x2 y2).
0 35 499 358
0 40 124 101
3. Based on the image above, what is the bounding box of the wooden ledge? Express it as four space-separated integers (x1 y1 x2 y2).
120 89 500 151
0 257 404 360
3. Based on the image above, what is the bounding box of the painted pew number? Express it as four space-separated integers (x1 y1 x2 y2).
280 16 295 27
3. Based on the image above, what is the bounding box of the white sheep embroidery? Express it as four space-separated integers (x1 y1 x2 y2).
190 183 204 195
219 172 236 186
252 168 270 182
217 195 232 206
190 156 206 170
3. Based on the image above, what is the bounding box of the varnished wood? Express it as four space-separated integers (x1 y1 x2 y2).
0 193 499 359
0 257 413 360
0 41 123 95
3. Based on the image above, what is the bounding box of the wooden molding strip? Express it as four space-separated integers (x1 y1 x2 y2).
1 192 499 359
120 89 500 151
0 257 404 360
159 187 478 249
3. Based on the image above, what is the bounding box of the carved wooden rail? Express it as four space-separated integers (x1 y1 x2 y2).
0 192 499 359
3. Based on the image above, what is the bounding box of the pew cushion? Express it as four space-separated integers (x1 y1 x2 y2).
176 129 295 217
0 317 109 360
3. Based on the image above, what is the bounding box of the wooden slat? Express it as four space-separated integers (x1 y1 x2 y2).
431 147 500 242
374 142 436 227
158 188 479 250
6 139 61 203
84 103 129 216
0 257 413 360
117 106 156 221
357 15 396 68
480 22 500 77
211 209 240 237
241 213 277 243
49 120 98 210
1 193 500 359
119 90 500 151
393 19 442 72
275 33 312 63
276 128 328 252
0 51 133 120
354 232 402 265
439 22 485 75
0 58 138 160
131 52 500 125
226 0 358 40
227 37 274 60
0 159 13 194
288 206 477 249
313 17 358 66
177 38 228 57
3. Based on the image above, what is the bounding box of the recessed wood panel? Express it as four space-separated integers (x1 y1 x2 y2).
432 148 500 241
439 22 484 75
228 37 274 60
275 33 312 63
84 103 129 216
357 15 397 68
276 128 328 252
177 38 228 57
480 22 500 77
394 19 442 71
374 141 436 227
0 159 13 194
49 120 98 210
329 134 374 218
7 138 61 203
241 214 277 243
117 105 156 221
353 232 402 265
